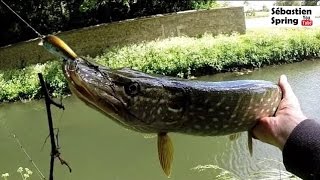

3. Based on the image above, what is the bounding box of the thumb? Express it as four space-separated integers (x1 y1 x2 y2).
278 75 294 99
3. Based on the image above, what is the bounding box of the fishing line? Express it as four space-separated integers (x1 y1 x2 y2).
1 0 66 126
0 121 46 180
0 1 66 179
0 0 43 38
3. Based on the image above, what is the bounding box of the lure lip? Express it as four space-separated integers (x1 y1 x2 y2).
39 35 118 116
38 39 43 46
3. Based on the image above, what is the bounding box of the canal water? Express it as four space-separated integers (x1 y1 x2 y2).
1 59 319 179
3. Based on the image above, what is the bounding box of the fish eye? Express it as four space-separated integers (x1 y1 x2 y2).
124 82 140 96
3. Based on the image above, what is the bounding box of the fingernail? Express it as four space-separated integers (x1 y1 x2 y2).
281 74 287 82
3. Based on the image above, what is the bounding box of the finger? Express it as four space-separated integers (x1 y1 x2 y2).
278 74 294 99
252 117 274 141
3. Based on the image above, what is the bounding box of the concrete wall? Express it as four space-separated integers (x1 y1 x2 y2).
0 6 245 70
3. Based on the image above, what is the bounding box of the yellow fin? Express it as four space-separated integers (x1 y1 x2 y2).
248 131 253 156
157 132 174 178
229 133 241 141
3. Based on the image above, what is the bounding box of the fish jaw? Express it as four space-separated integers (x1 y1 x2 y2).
38 35 146 131
62 58 146 131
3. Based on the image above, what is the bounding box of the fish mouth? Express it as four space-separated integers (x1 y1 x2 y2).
40 35 131 124
63 58 132 124
64 59 147 131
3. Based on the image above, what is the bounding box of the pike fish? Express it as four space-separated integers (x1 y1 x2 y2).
39 35 282 177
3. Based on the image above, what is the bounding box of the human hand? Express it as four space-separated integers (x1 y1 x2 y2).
252 75 307 150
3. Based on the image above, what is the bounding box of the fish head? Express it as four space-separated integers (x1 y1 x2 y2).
94 68 187 128
39 35 183 131
38 35 137 125
65 61 184 131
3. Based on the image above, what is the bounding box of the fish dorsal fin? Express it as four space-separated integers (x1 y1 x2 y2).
248 131 253 156
157 132 174 178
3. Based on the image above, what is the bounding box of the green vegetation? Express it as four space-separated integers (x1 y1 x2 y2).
1 28 320 102
1 167 33 180
191 0 220 10
0 62 67 102
96 28 320 77
191 161 301 179
274 0 302 6
1 0 219 46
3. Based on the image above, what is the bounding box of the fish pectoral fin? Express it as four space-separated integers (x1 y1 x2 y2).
248 131 253 156
157 132 174 178
229 133 242 141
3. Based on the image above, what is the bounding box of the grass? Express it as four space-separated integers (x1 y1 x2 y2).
0 62 68 102
95 28 320 77
0 28 320 102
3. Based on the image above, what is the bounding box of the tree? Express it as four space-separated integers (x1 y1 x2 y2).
243 0 249 6
0 0 219 46
302 0 319 5
220 1 230 7
274 0 301 6
262 4 269 12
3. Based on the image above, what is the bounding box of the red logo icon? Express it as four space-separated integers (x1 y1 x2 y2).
301 19 313 26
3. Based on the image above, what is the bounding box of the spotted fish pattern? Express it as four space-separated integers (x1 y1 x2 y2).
66 59 282 136
40 35 282 177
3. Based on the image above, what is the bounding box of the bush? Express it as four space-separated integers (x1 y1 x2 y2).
1 0 219 46
95 28 320 76
191 0 220 10
0 61 68 102
1 28 320 102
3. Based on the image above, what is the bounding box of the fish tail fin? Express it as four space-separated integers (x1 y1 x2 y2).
248 131 253 156
157 132 174 178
